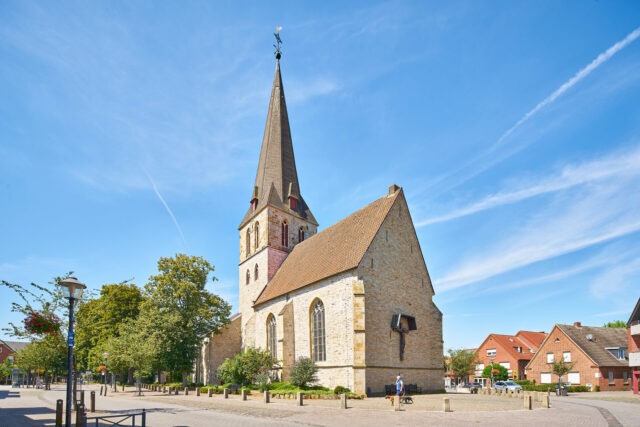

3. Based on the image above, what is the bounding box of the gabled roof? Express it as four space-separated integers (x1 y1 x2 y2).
628 297 640 326
1 340 28 353
515 330 547 351
480 333 539 361
254 188 401 305
239 59 316 229
556 324 629 367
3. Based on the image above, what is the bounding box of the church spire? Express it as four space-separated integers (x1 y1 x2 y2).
239 35 317 229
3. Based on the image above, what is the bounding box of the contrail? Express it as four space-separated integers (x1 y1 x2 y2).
143 169 187 247
419 27 640 198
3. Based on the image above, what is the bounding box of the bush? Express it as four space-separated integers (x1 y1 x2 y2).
521 382 591 393
290 357 318 388
514 380 530 386
334 385 351 395
217 348 278 386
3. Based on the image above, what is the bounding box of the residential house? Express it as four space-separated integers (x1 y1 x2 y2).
628 298 640 394
526 322 632 391
473 331 546 385
0 340 27 365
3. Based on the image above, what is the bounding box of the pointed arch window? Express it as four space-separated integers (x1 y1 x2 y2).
254 222 260 250
267 314 277 358
245 269 250 285
281 220 289 247
254 264 259 281
246 229 251 256
298 226 305 243
311 300 326 362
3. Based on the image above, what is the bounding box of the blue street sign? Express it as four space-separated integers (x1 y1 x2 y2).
68 331 75 346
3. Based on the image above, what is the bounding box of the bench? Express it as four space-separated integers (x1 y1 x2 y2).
384 383 421 396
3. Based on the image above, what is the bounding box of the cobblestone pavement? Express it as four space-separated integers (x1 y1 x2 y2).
1 385 639 426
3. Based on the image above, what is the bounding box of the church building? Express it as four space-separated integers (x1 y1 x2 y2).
201 47 443 395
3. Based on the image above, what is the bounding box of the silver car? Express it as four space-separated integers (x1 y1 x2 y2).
494 381 523 392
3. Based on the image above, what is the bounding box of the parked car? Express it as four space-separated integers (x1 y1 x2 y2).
460 382 482 393
493 381 523 392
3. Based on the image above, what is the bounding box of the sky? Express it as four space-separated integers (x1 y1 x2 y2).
1 1 639 352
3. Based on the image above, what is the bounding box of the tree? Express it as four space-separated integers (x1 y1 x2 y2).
0 359 13 384
14 333 67 385
74 282 144 372
603 320 627 328
552 359 573 385
482 363 508 382
290 357 318 388
447 349 478 383
143 254 231 386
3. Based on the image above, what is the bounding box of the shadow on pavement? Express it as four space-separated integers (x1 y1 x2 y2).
0 390 22 399
0 406 56 427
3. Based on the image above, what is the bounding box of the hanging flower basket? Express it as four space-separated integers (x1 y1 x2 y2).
23 311 60 335
492 369 500 375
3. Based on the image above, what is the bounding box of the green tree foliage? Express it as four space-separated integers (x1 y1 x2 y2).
14 333 67 383
142 254 231 386
290 357 318 388
216 348 278 386
447 349 479 382
482 363 508 381
74 282 143 371
0 359 13 384
603 320 627 328
552 360 574 384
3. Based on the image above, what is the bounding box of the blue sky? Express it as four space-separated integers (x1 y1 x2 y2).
1 1 639 351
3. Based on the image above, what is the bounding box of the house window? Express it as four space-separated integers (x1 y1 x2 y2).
254 264 259 281
486 348 496 357
246 229 251 256
298 227 305 243
246 269 250 285
541 373 552 384
500 362 510 369
546 353 554 363
311 300 326 362
608 371 614 385
281 221 288 247
563 351 571 362
267 315 277 358
254 222 260 250
568 372 580 385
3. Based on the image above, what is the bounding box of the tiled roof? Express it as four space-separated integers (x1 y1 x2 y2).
254 189 400 305
1 340 28 353
557 324 629 367
489 334 537 360
515 330 547 351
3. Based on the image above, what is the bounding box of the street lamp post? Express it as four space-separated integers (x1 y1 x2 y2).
490 356 495 388
103 352 108 390
59 276 86 427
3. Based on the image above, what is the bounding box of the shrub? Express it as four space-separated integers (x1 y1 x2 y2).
334 386 351 395
256 371 271 392
290 357 318 388
216 348 278 386
514 380 530 386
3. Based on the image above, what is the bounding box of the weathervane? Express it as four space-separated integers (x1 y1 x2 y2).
274 26 283 60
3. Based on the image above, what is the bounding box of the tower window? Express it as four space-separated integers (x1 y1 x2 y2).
254 264 259 281
281 220 288 247
246 269 250 285
246 229 251 256
298 227 305 243
254 222 260 250
311 299 326 362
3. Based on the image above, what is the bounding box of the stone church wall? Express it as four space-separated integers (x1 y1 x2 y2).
202 314 242 384
357 192 444 394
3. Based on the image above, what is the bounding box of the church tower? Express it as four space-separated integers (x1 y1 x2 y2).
237 48 318 348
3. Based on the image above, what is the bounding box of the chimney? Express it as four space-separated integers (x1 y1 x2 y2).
388 184 400 195
573 322 582 328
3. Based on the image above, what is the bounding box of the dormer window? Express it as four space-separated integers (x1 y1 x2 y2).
289 197 297 210
251 198 258 211
606 347 627 360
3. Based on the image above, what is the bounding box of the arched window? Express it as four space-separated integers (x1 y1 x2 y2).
281 220 288 247
254 222 260 250
267 314 277 358
246 229 251 256
254 264 259 281
298 226 305 243
245 269 250 285
311 300 326 362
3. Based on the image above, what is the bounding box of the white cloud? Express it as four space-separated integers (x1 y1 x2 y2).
589 257 640 299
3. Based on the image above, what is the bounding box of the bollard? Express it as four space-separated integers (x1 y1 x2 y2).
55 399 63 427
104 385 108 396
197 387 200 396
184 387 189 396
122 384 124 392
487 388 492 395
90 391 95 413
297 392 304 406
80 390 85 407
534 391 538 402
175 387 179 395
394 394 400 411
76 403 85 427
443 397 451 412
99 385 103 396
542 394 550 408
524 395 532 410
208 388 213 397
242 389 248 401
264 390 270 403
340 393 347 409
224 388 229 399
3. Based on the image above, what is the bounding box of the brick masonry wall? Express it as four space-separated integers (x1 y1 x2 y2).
356 192 443 395
526 326 632 391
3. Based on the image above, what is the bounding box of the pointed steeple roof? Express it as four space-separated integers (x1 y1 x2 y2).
239 57 317 229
